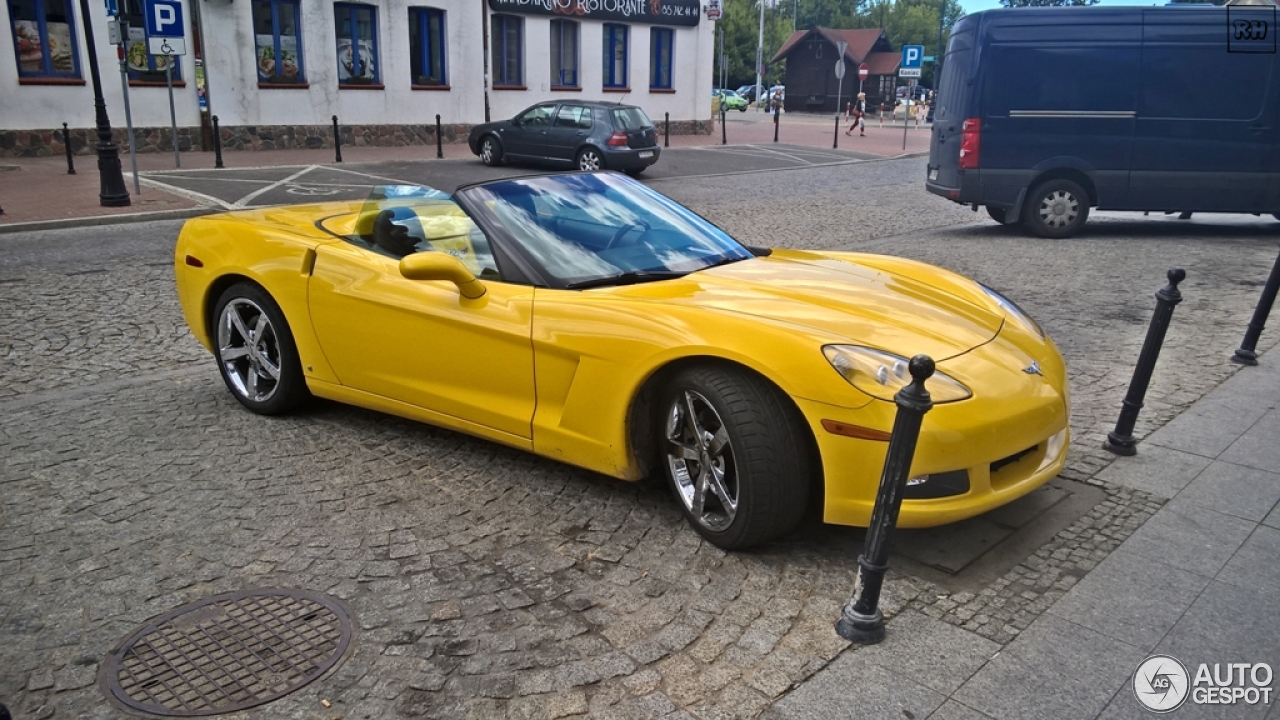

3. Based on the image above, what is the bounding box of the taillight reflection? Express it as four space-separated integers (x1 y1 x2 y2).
958 117 981 170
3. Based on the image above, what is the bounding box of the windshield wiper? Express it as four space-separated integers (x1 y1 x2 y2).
563 270 687 290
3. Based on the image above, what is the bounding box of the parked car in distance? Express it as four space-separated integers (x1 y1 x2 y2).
468 101 660 176
735 84 760 102
713 88 748 112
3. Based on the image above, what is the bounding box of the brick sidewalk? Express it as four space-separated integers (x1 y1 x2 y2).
0 112 932 230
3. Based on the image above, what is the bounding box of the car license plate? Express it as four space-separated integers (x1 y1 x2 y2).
928 167 938 181
639 151 654 159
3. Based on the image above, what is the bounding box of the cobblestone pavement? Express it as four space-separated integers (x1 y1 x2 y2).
3 157 1280 719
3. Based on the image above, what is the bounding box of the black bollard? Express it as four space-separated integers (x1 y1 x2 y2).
435 114 444 159
833 115 840 149
1231 247 1280 366
836 355 935 644
664 112 670 148
773 105 780 143
720 107 727 145
332 115 343 163
63 122 76 174
1105 268 1186 456
0 203 5 215
212 115 225 169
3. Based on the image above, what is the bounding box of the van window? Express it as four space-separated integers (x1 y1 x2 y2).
1140 48 1271 120
935 24 974 122
982 45 1139 115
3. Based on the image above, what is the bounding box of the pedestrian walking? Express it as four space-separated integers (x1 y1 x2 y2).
844 93 867 136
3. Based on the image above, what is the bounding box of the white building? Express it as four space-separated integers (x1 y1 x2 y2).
2 0 717 156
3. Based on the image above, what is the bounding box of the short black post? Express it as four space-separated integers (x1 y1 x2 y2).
664 112 670 148
1105 268 1186 456
836 355 935 644
434 114 444 159
720 107 727 145
1231 247 1280 366
212 115 225 169
332 115 343 163
773 105 780 143
0 203 5 215
62 122 76 174
833 114 840 149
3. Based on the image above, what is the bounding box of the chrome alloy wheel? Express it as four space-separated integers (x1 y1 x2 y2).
665 390 738 532
1036 189 1081 230
217 298 282 403
480 138 496 164
577 149 602 171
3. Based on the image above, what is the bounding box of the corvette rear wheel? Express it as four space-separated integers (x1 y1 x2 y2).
213 283 309 415
659 366 810 550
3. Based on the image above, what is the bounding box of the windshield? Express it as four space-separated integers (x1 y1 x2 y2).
458 173 752 288
611 107 653 131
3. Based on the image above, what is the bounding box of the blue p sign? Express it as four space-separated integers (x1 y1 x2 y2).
144 0 184 38
902 45 924 69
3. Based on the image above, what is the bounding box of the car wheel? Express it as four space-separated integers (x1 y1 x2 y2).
480 135 503 167
625 167 645 178
1023 179 1090 238
213 283 309 415
986 206 1019 225
577 147 604 171
659 365 810 550
738 107 747 112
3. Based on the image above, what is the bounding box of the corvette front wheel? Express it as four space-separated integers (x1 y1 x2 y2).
213 283 309 415
659 366 810 550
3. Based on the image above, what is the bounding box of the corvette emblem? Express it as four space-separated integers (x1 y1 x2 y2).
1023 361 1043 376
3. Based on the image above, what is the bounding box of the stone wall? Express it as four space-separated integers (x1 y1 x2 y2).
0 120 714 158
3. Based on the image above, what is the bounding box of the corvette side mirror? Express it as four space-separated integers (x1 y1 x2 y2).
399 252 487 299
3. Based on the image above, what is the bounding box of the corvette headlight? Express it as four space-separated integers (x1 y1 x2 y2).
823 345 972 403
981 284 1044 339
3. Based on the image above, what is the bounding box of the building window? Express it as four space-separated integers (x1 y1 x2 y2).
550 19 577 88
253 0 304 84
491 15 522 86
121 0 181 83
649 27 672 90
334 3 378 85
10 0 80 79
409 7 446 86
602 23 627 89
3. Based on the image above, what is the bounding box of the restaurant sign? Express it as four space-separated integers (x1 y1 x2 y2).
488 0 701 26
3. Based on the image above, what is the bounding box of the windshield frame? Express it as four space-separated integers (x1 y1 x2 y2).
452 171 753 290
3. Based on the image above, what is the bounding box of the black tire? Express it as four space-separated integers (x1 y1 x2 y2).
986 206 1019 225
576 147 604 171
212 283 309 415
624 167 645 178
479 135 503 167
1023 178 1090 238
738 107 747 112
658 365 811 550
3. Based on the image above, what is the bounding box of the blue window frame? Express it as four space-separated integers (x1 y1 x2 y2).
252 0 305 84
10 0 80 79
650 27 673 90
409 7 446 86
122 0 181 82
550 19 577 88
602 23 627 89
335 2 378 85
491 15 522 86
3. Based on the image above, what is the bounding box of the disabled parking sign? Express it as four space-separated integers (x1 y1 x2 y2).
144 0 186 55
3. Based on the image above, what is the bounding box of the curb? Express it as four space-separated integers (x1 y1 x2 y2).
0 206 221 236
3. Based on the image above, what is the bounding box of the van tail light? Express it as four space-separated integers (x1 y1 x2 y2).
607 132 629 147
958 117 981 170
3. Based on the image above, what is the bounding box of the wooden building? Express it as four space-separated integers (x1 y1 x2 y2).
770 28 900 114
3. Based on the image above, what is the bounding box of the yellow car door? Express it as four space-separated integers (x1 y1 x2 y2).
307 240 536 440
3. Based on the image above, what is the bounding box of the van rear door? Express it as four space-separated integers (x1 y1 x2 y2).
1129 7 1275 212
927 17 977 192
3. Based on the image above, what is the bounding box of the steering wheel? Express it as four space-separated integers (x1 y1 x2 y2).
605 219 651 250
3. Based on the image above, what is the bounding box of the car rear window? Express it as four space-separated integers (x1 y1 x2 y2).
611 107 653 131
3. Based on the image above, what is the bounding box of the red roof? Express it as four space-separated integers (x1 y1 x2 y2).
770 27 890 65
862 50 900 76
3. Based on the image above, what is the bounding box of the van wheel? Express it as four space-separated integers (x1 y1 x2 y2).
1024 179 1090 238
986 206 1020 225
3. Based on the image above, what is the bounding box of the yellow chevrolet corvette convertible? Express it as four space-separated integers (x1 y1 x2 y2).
175 172 1068 550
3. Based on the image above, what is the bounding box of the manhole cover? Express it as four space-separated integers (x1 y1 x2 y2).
100 589 354 717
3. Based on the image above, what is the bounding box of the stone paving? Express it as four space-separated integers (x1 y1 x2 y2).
3 157 1280 719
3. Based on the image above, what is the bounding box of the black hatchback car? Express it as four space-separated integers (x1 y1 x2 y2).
468 101 661 176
